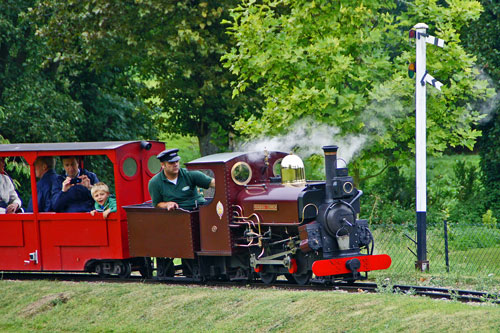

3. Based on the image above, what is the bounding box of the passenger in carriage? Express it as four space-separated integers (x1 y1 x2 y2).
26 156 60 212
0 157 22 214
90 182 117 219
52 156 99 212
148 148 215 211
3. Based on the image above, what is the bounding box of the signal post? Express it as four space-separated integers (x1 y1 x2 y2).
410 23 445 271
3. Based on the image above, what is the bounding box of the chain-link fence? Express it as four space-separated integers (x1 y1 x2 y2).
369 223 500 283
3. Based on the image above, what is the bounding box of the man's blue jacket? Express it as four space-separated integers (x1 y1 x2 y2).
26 169 60 212
52 169 99 212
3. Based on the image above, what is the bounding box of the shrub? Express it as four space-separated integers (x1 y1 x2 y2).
448 225 500 250
447 160 484 224
482 209 497 229
362 156 484 227
479 112 500 220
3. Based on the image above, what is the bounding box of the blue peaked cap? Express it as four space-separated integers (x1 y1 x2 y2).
157 148 181 163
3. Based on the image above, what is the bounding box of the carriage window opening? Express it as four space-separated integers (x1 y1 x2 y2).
272 158 283 177
0 156 29 214
58 154 115 213
147 155 161 175
122 157 138 178
83 155 115 194
231 162 252 186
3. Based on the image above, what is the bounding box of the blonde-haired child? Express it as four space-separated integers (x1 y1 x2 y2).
90 182 117 218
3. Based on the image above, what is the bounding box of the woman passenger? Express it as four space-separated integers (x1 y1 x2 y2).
0 157 22 214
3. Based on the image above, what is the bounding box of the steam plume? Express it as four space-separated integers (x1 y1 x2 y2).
238 118 368 164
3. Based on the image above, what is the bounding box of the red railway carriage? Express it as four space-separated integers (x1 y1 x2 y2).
0 141 164 277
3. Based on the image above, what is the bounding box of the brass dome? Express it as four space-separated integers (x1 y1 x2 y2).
281 154 306 186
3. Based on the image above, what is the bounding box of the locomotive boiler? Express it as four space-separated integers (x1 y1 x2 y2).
127 145 391 284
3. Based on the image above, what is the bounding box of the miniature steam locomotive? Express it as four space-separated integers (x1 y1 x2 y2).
127 145 391 284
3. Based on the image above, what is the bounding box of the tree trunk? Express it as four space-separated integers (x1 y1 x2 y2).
198 130 221 156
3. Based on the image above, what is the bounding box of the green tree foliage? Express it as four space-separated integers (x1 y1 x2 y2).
223 0 493 180
33 0 261 155
64 68 157 142
447 160 484 223
462 0 500 218
462 0 500 82
0 1 156 143
0 1 81 142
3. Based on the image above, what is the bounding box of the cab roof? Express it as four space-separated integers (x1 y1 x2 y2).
0 141 145 153
186 152 248 164
186 151 288 165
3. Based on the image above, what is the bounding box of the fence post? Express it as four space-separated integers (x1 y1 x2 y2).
444 220 449 273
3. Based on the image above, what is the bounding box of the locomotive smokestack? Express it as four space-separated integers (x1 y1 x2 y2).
323 145 338 203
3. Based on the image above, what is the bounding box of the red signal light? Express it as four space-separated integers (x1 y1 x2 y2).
409 29 416 39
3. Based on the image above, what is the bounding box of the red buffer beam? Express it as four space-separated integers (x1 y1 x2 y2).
312 254 392 277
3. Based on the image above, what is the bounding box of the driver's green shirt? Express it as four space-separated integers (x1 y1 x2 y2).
148 168 212 210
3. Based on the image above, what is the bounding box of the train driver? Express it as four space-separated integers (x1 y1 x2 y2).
148 148 215 211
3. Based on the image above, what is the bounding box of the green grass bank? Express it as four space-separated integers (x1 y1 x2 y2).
1 280 500 332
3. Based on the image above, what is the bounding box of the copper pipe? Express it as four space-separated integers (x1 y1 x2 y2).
257 247 265 260
232 205 244 216
298 203 319 224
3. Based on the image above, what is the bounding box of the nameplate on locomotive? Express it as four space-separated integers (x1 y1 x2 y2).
253 204 278 211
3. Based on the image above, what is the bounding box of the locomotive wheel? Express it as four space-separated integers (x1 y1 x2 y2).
181 259 205 281
287 271 312 285
181 259 194 278
259 272 277 284
156 258 175 278
139 257 153 279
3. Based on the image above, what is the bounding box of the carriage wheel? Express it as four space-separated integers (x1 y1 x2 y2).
116 261 132 279
95 263 110 278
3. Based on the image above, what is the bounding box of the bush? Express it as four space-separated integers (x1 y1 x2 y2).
448 224 500 250
479 113 500 220
362 156 484 227
447 160 484 224
482 209 497 229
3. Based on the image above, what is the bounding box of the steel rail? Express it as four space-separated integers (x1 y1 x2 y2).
1 272 499 304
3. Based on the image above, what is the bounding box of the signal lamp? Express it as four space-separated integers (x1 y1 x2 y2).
408 62 416 78
409 29 416 39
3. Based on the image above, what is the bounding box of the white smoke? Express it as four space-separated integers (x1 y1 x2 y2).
474 67 500 125
238 118 368 164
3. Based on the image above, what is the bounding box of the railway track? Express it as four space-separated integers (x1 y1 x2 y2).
1 272 498 304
